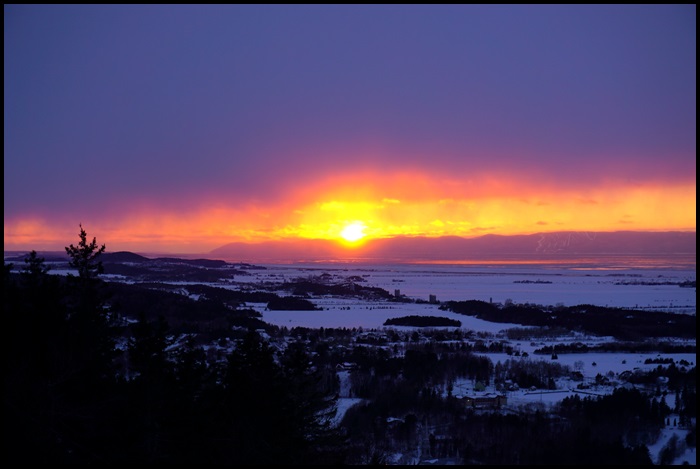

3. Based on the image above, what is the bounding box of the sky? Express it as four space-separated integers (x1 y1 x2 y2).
4 4 696 255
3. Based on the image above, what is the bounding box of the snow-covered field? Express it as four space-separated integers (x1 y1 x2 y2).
240 262 696 465
238 262 696 327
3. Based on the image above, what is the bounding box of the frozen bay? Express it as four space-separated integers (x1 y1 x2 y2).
232 262 696 330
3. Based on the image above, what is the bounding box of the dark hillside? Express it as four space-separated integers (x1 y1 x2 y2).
441 300 697 340
102 251 150 263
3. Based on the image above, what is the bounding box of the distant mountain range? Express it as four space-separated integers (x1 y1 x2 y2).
4 231 695 266
209 231 696 264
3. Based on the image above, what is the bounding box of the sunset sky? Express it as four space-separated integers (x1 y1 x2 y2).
4 5 696 255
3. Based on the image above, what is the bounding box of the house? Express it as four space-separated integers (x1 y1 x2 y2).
463 393 507 409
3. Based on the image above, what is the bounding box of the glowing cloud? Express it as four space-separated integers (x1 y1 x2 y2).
3 169 696 255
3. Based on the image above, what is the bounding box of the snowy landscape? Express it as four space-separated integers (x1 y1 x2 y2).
242 262 696 325
5 252 696 464
190 260 695 464
5 4 695 466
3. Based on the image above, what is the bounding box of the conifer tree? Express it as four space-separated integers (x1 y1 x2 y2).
65 223 106 280
62 225 118 393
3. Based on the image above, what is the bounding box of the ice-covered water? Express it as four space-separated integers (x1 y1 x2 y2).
233 262 695 330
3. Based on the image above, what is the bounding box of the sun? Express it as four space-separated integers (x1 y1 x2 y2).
339 221 367 243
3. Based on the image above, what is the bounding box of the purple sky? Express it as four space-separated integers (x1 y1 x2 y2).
4 5 696 253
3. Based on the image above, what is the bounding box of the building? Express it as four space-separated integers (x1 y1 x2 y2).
463 393 507 409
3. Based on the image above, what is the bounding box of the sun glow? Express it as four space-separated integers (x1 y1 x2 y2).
339 221 367 243
3 171 696 254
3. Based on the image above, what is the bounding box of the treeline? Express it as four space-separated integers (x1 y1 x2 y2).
134 282 280 306
267 296 321 311
282 279 394 300
534 341 696 355
441 299 697 340
614 279 696 288
384 315 462 327
105 282 270 339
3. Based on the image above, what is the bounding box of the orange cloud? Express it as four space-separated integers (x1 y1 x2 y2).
4 170 696 255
